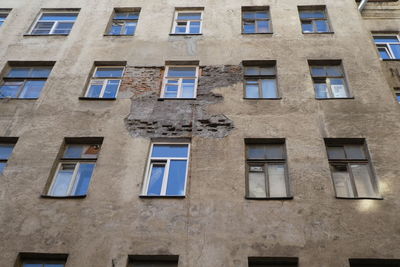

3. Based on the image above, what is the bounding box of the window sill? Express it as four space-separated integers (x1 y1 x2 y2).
169 33 202 36
139 195 186 199
303 32 334 34
336 196 383 200
79 97 116 101
315 97 354 100
158 98 196 101
23 34 69 37
0 98 38 100
41 194 86 199
103 34 134 37
245 196 294 200
244 97 282 100
241 32 273 35
382 59 400 61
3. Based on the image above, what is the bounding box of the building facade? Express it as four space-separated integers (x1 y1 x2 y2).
0 0 400 266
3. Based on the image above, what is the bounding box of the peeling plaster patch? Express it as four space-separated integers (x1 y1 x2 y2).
124 65 242 138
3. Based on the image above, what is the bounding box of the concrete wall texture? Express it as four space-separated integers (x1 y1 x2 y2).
0 0 400 266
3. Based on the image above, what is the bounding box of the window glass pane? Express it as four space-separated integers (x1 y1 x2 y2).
72 163 95 196
95 68 124 78
390 44 400 59
396 93 400 103
327 146 346 159
248 165 267 198
152 144 189 158
261 79 278 98
259 66 276 75
256 20 269 33
110 23 123 35
373 36 399 43
87 82 103 98
177 13 201 20
378 47 391 59
51 164 75 196
255 11 269 19
53 22 73 34
167 67 196 77
302 21 313 32
23 264 43 267
344 145 366 159
0 162 6 174
114 12 139 20
0 144 14 160
311 66 326 77
164 84 178 98
300 11 326 19
330 79 348 98
19 80 45 98
32 21 54 34
81 145 100 159
125 22 137 35
245 67 259 76
0 82 21 98
40 13 78 21
31 67 52 78
314 83 328 98
265 144 284 159
182 79 195 98
175 24 187 33
8 68 31 78
268 164 287 197
248 145 266 159
245 82 259 98
147 163 165 196
243 12 255 19
166 160 187 196
45 264 65 267
350 164 376 198
243 21 255 33
331 164 354 198
189 21 201 33
64 145 84 158
326 66 342 77
315 20 329 32
103 80 120 98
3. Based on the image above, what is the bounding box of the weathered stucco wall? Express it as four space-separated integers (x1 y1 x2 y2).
0 0 400 267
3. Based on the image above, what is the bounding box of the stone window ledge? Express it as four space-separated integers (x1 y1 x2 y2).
41 194 86 199
245 196 294 200
139 195 186 199
79 97 116 101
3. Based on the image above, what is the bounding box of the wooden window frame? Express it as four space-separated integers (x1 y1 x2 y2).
241 7 272 34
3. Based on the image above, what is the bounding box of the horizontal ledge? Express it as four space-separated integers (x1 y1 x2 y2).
315 97 355 100
158 98 196 101
244 97 282 100
103 34 134 37
336 196 384 200
382 59 400 61
169 33 202 36
79 97 116 101
245 196 294 200
139 195 185 199
302 32 335 34
0 98 38 100
23 34 69 37
241 32 273 35
41 194 87 199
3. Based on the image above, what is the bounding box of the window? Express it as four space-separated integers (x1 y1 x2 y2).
172 10 203 34
243 62 278 99
128 255 179 267
108 9 140 35
325 139 380 199
242 7 271 34
0 64 53 99
349 258 400 267
299 7 330 33
47 138 102 197
309 61 350 99
0 138 17 174
161 65 198 99
142 143 190 197
30 11 78 35
85 66 124 99
248 257 298 267
0 9 10 27
395 88 400 103
18 253 68 267
373 35 400 59
246 139 291 199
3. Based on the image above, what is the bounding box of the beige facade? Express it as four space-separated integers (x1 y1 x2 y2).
0 0 400 266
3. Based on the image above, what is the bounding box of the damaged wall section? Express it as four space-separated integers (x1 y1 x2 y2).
123 65 242 138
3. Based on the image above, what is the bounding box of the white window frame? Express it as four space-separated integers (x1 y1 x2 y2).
373 35 400 59
29 11 78 35
109 11 140 35
172 10 203 34
142 142 190 196
48 162 83 196
85 66 125 98
161 65 199 99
